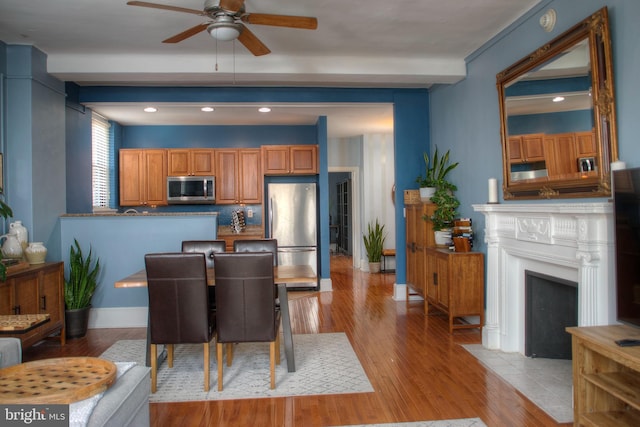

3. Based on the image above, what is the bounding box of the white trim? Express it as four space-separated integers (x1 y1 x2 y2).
320 277 333 292
88 307 147 329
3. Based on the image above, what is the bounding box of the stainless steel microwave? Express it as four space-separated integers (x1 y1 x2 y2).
167 176 215 204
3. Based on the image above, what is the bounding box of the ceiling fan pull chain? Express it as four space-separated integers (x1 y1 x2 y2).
233 41 236 85
215 39 219 72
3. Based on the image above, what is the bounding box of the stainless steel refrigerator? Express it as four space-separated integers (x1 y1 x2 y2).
267 183 318 289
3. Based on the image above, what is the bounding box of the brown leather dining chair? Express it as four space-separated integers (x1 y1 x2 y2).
181 240 226 269
182 240 226 310
144 252 216 393
212 252 281 391
233 238 278 266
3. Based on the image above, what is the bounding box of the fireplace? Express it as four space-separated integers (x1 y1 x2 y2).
525 270 577 359
473 203 616 354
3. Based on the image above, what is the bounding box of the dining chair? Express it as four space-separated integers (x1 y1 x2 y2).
233 238 278 266
182 240 226 311
144 252 216 393
181 240 226 269
212 252 281 391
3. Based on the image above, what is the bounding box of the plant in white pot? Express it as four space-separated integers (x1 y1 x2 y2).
363 219 386 273
415 147 459 201
64 239 101 339
427 180 460 247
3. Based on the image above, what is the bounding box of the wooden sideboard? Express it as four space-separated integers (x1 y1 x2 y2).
0 262 65 349
567 325 640 426
405 201 484 333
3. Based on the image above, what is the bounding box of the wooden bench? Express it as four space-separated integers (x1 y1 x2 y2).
381 249 396 273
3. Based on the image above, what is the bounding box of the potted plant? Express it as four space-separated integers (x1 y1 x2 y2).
428 180 460 246
64 239 101 339
363 219 386 273
415 147 459 201
0 197 13 281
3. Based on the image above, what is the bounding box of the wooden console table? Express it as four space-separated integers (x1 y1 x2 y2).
567 325 640 426
0 262 65 348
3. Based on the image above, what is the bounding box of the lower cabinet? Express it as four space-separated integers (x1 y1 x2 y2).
567 325 640 426
425 248 484 333
0 262 65 349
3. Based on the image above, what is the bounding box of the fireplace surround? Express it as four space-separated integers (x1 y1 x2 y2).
473 203 615 354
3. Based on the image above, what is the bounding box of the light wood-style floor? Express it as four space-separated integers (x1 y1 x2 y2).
23 255 572 427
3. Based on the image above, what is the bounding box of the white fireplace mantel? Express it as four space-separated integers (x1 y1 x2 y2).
473 203 616 353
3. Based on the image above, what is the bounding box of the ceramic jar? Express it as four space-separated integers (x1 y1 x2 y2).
1 230 23 259
9 221 28 251
24 242 47 264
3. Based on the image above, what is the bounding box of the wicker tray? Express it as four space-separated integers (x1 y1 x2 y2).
0 314 50 332
0 357 117 404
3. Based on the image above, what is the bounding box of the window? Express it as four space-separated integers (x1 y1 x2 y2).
92 113 112 208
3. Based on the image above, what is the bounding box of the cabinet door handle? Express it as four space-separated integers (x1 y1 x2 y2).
433 273 438 285
41 295 47 310
13 305 20 315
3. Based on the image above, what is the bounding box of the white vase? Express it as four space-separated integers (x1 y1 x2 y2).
1 230 23 259
25 242 47 264
419 187 436 201
10 221 28 251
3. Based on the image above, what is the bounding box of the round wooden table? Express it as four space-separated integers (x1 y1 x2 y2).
0 357 117 404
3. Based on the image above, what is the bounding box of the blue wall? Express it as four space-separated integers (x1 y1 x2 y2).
430 0 640 257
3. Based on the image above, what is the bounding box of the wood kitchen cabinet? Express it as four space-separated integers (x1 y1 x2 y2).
262 145 318 175
567 325 640 426
405 202 436 313
215 149 262 204
119 149 168 206
167 149 215 176
575 130 597 157
508 134 545 163
425 248 484 333
545 133 577 177
0 262 65 349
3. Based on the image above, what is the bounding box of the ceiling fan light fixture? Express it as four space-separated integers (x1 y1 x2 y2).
201 107 215 112
207 16 242 41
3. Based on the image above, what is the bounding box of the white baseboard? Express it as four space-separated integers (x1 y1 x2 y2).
88 307 148 329
393 283 424 301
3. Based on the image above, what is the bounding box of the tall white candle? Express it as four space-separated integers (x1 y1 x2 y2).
488 178 498 203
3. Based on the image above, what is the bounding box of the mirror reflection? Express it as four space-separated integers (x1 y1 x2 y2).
497 7 617 199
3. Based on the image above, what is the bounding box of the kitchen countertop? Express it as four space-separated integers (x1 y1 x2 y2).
217 225 263 237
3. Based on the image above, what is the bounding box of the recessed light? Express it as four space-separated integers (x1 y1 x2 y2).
201 107 214 112
552 96 565 103
144 107 157 113
258 107 271 113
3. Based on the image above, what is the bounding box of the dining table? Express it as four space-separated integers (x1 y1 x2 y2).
115 264 316 373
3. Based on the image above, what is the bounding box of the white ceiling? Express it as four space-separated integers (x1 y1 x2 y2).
0 0 541 137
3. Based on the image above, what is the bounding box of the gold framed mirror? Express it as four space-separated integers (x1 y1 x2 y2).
497 7 617 199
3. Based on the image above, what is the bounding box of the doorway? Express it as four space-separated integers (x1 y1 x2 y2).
328 168 360 269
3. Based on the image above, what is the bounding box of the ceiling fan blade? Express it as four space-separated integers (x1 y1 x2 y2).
219 0 246 13
242 13 318 30
237 25 271 56
163 23 209 43
126 1 204 16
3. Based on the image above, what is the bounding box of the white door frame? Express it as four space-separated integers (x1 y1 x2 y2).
328 166 361 269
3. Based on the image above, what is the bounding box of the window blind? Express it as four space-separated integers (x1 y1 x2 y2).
92 113 111 208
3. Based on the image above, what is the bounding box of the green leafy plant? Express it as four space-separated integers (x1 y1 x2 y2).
363 219 386 263
0 197 13 281
64 239 101 310
415 147 459 188
427 180 460 231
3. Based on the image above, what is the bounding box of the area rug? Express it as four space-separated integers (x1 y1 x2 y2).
100 333 374 402
462 344 572 423
330 419 487 427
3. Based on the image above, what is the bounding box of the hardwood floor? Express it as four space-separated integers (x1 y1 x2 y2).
23 255 572 427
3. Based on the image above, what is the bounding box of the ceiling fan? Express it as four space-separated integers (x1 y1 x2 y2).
127 0 318 56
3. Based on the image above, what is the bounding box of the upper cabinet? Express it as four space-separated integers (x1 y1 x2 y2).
167 149 215 176
119 149 168 206
508 134 545 164
215 149 262 204
262 145 318 175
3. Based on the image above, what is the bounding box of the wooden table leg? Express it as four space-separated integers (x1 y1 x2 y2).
278 284 296 372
